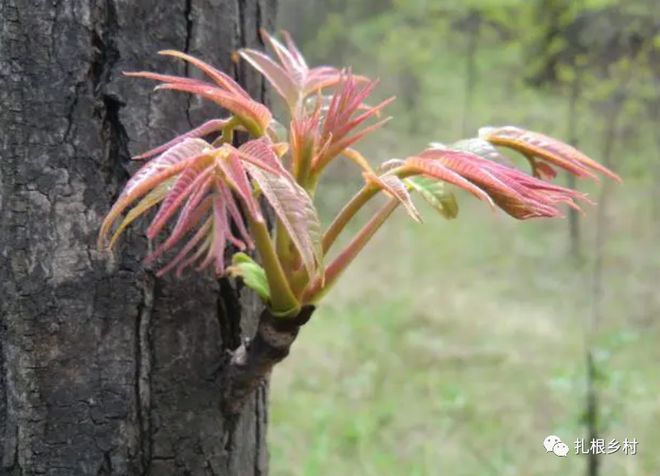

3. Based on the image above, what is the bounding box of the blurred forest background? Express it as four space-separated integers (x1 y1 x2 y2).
269 0 659 475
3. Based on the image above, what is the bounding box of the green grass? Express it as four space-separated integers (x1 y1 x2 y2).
270 3 659 472
269 196 660 475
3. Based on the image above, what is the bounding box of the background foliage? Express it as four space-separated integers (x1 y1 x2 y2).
271 0 659 474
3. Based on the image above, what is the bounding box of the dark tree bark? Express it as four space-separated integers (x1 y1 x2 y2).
0 0 278 474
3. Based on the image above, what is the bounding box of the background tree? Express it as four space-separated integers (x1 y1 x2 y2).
0 1 276 474
525 5 656 473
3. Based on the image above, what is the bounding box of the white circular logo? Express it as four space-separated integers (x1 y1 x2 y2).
544 435 569 457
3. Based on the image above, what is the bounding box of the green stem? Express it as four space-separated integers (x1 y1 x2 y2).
305 197 399 302
274 218 304 297
275 143 314 285
294 142 314 188
249 216 300 317
321 165 412 255
322 185 379 254
241 119 265 138
275 220 292 271
211 117 239 147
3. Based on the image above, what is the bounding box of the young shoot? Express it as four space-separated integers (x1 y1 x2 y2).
99 30 621 319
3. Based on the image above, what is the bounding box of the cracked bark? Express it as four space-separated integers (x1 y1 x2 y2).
221 306 315 416
0 0 277 475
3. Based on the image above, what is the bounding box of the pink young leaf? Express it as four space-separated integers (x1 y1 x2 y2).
99 138 211 248
241 139 323 278
364 172 422 223
133 119 230 160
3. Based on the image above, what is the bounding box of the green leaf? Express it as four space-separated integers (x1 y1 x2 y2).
227 252 271 302
406 176 459 219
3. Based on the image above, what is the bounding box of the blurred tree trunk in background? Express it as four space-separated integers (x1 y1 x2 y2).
566 68 582 261
585 90 625 476
651 87 660 223
0 0 275 474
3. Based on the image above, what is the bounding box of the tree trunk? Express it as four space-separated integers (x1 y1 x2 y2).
584 92 624 476
565 67 582 261
0 0 276 474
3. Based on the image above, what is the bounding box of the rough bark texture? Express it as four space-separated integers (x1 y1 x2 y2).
0 0 277 474
221 306 314 416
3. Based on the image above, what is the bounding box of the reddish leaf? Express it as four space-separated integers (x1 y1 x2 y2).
480 126 622 182
146 160 213 239
260 29 307 85
314 75 394 169
238 49 299 107
159 50 250 98
155 217 213 277
216 152 262 221
145 194 213 265
406 146 590 220
404 156 494 206
155 82 271 136
126 53 272 136
281 31 308 72
99 138 211 248
364 172 422 223
132 119 230 160
241 139 323 278
240 30 347 109
108 179 173 249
